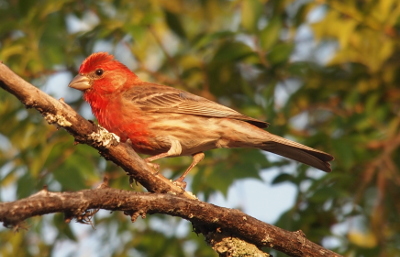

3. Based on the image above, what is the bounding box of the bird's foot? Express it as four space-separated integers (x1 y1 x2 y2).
129 175 137 188
173 179 187 189
145 162 160 175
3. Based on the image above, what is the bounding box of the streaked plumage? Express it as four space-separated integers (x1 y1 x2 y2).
69 52 334 185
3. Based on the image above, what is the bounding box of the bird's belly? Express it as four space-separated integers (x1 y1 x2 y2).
144 115 225 156
106 114 260 156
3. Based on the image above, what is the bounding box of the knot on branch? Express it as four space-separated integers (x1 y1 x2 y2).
210 232 271 257
43 112 72 127
124 209 148 223
88 125 120 148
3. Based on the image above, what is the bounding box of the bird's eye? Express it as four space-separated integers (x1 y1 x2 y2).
95 69 104 76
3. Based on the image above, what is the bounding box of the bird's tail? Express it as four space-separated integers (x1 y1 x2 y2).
261 133 333 172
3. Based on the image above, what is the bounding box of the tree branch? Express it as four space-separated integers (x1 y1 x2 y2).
0 187 341 257
0 63 342 257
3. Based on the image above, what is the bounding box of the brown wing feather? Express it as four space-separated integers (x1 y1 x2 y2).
123 83 269 128
261 133 333 172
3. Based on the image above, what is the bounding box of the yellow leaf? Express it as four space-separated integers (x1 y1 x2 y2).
311 11 357 49
348 230 378 248
241 0 263 32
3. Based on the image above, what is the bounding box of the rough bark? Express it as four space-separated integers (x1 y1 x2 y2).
0 187 340 257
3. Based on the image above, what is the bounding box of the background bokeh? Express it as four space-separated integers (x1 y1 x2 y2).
1 0 400 256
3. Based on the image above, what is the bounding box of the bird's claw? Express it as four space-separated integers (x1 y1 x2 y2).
129 176 136 188
146 162 160 175
173 179 187 189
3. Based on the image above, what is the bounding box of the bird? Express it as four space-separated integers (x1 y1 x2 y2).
69 52 333 186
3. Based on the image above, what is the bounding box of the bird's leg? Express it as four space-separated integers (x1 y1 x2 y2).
144 138 182 174
145 152 170 162
174 152 205 188
144 152 166 175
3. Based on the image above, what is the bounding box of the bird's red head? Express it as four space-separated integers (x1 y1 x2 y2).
78 52 124 74
69 52 138 94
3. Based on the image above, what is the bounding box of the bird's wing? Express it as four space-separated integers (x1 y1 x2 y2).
123 83 269 128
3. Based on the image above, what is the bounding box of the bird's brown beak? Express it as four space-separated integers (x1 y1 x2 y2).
68 74 91 91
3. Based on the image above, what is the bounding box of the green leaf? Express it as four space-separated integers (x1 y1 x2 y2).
164 9 186 39
309 187 338 203
192 31 235 50
259 16 282 50
331 137 355 170
241 0 264 32
211 41 254 64
266 42 293 65
271 173 295 185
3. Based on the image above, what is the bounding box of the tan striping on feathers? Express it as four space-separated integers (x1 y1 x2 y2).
122 83 268 128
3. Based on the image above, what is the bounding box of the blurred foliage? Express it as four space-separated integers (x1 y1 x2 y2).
1 0 400 256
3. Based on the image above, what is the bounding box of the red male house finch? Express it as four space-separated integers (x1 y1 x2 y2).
69 52 333 184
